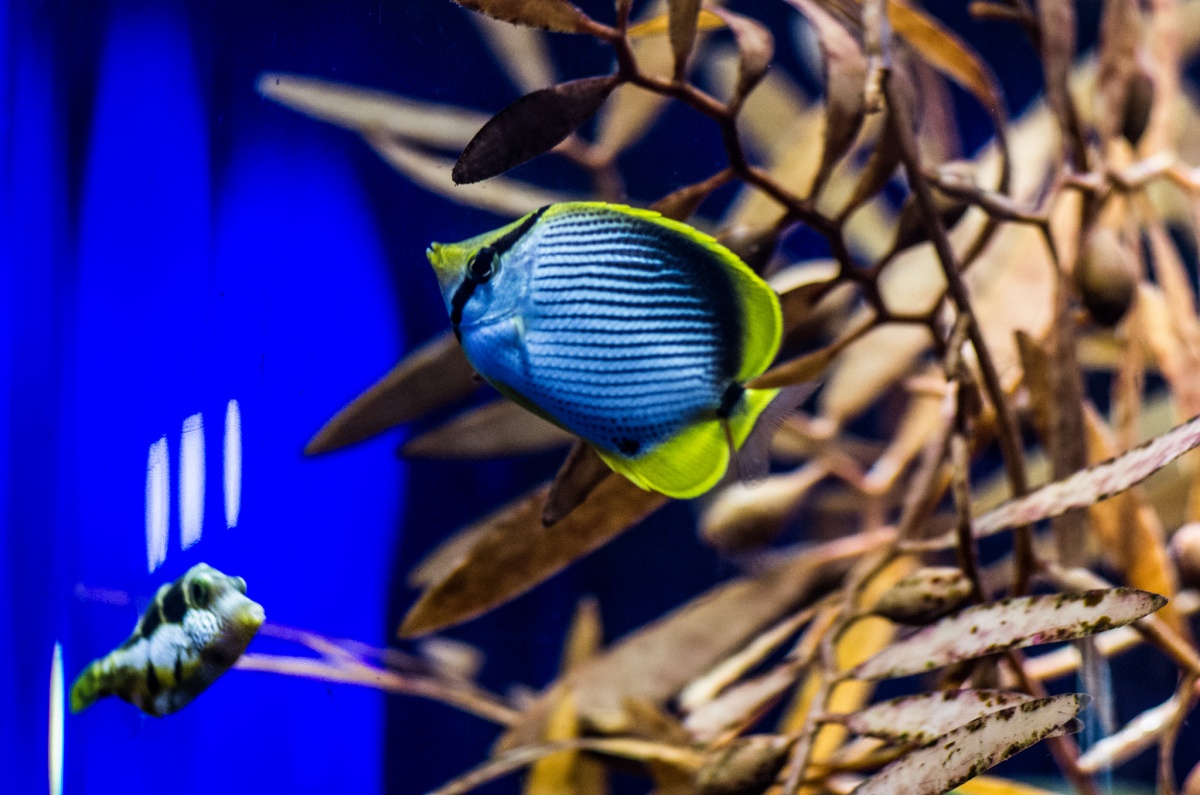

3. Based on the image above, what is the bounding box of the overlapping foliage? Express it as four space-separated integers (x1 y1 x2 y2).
250 0 1200 792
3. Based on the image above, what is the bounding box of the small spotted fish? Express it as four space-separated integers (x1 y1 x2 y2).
427 202 784 498
70 563 265 717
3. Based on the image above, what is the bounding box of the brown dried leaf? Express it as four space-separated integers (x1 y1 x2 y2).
401 399 573 459
1095 0 1143 145
683 661 804 743
667 0 702 78
1046 276 1089 567
257 73 487 149
543 442 611 527
851 589 1166 680
502 532 891 746
367 135 580 217
844 133 900 222
1082 404 1186 634
708 8 774 105
448 0 599 34
886 0 1005 120
431 738 701 795
622 698 694 745
694 735 793 795
594 18 674 161
802 558 913 766
306 332 479 455
626 8 724 38
678 606 816 715
1034 0 1077 147
1146 219 1200 402
817 323 932 425
827 689 1034 745
751 313 876 389
872 566 973 626
699 463 828 555
649 176 726 222
769 259 839 331
851 694 1088 795
470 13 557 94
782 0 867 194
972 413 1200 540
453 75 618 184
562 596 603 673
956 777 1067 795
400 475 663 636
524 691 606 795
863 385 946 495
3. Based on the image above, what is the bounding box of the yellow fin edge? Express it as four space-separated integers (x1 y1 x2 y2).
597 388 780 499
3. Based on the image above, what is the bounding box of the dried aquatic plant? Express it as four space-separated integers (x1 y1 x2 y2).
248 0 1200 792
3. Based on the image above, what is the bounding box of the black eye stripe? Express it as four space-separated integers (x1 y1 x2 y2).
449 206 549 334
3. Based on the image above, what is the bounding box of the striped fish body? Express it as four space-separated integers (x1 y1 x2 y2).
70 563 264 717
427 202 783 498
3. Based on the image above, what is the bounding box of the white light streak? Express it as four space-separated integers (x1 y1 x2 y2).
180 413 205 549
49 642 64 795
224 399 241 529
145 437 169 572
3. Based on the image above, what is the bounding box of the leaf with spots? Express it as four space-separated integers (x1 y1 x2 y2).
851 589 1166 680
453 75 619 184
306 332 480 455
912 411 1200 551
825 689 1034 745
851 694 1088 795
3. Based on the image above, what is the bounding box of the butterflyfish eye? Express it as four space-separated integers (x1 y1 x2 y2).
189 576 212 608
469 248 497 282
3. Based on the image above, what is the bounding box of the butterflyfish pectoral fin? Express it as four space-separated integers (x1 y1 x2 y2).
596 387 782 499
732 383 818 485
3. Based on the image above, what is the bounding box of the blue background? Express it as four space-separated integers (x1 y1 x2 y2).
1 1 1192 793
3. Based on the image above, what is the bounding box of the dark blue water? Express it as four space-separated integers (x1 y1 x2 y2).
2 1 1191 793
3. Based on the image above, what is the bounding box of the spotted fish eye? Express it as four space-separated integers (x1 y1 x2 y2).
188 574 213 608
468 247 497 282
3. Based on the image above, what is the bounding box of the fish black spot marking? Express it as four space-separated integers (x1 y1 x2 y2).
174 652 184 685
161 581 188 623
717 382 744 419
139 604 163 639
616 437 640 456
145 661 161 696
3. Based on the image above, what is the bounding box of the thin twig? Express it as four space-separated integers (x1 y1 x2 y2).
881 69 1036 594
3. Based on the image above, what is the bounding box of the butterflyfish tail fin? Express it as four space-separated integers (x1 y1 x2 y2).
69 661 106 714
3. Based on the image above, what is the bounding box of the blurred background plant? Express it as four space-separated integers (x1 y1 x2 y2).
9 0 1200 793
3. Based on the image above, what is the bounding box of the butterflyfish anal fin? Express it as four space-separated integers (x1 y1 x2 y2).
596 387 780 499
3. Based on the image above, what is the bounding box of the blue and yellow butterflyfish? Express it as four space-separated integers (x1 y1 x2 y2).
70 563 265 717
426 202 784 499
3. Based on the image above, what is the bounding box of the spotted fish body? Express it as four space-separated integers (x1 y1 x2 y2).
70 563 265 717
427 202 783 498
